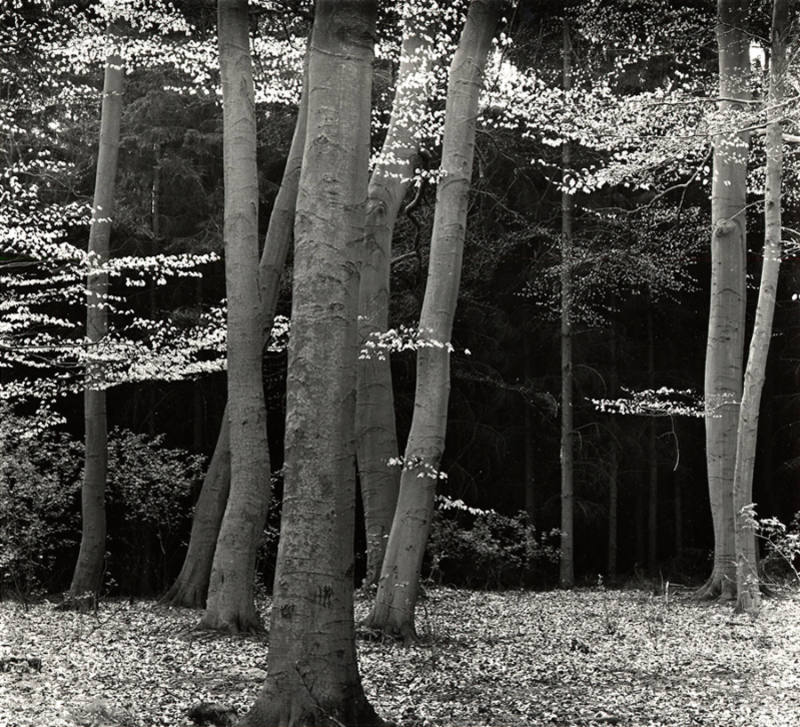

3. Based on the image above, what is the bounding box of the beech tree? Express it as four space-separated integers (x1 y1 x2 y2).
559 18 575 590
163 42 309 610
197 0 269 633
240 0 381 723
362 0 501 641
65 46 124 604
732 0 791 614
357 1 436 587
699 0 751 601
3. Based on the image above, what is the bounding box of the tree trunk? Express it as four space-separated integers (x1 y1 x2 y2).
240 2 380 724
647 306 658 576
524 337 536 524
361 0 500 641
732 0 788 615
67 49 123 604
162 37 308 610
607 330 619 581
559 19 575 589
199 0 269 633
162 415 230 607
674 463 684 558
357 6 435 586
699 0 750 600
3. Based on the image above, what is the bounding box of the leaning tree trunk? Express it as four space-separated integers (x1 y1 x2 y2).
240 2 380 724
559 19 575 589
162 42 308 609
67 50 123 605
357 3 435 587
361 0 500 642
699 0 750 600
732 0 788 615
199 0 269 633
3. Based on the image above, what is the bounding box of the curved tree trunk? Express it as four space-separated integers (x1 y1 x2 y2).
699 0 750 601
559 19 575 590
357 4 435 587
161 415 230 607
162 42 308 610
240 2 380 724
199 0 269 633
733 0 788 614
67 50 123 605
361 0 500 641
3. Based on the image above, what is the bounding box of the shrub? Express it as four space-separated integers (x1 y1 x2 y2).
425 496 559 588
0 411 83 601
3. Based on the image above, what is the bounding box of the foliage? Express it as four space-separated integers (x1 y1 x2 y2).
426 496 559 588
755 511 800 586
106 428 204 533
2 588 800 726
0 410 82 601
0 416 204 600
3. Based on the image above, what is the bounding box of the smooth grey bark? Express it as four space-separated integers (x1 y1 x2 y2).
559 20 575 589
199 0 269 633
362 0 501 641
357 6 435 586
732 0 788 614
162 42 309 610
240 2 381 724
699 0 750 600
67 50 123 604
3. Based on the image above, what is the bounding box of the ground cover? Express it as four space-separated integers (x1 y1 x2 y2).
1 587 799 726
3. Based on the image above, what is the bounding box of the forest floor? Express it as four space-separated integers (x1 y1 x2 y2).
1 586 799 727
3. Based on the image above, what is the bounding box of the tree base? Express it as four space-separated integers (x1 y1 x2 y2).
695 570 736 602
197 608 264 635
359 611 417 646
55 593 98 613
160 579 207 609
240 681 385 727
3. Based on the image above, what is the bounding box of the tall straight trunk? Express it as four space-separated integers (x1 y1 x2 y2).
647 306 658 575
67 50 123 603
362 0 500 641
199 0 269 633
240 2 380 724
732 0 788 614
162 44 308 609
357 6 435 586
607 330 619 580
674 463 684 557
699 0 750 600
559 20 575 589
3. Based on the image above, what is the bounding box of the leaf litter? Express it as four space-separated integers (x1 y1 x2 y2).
1 587 799 726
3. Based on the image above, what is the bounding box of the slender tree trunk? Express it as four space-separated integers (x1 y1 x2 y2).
674 463 684 558
240 2 380 723
357 6 435 586
647 306 658 576
732 0 788 614
607 330 619 580
699 0 750 600
67 50 123 604
524 337 536 524
362 0 500 641
559 20 575 589
162 39 308 609
199 0 269 633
